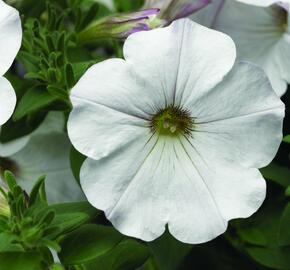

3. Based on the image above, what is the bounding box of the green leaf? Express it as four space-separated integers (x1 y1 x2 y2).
41 239 61 252
260 164 290 187
285 185 290 196
236 227 267 246
65 63 75 88
70 147 86 183
278 202 290 246
29 175 47 206
84 239 150 270
47 86 69 102
59 224 124 265
0 112 46 143
17 51 40 73
113 0 144 12
283 135 290 143
246 246 290 270
51 264 65 270
79 3 99 30
48 201 99 219
143 257 160 270
14 87 57 120
72 61 93 81
4 171 17 191
48 212 90 238
0 251 44 270
0 233 24 252
149 231 192 270
236 200 285 247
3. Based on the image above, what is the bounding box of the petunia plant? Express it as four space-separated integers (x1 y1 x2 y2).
0 0 290 269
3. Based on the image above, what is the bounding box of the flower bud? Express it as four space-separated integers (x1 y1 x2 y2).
143 0 211 24
78 8 161 42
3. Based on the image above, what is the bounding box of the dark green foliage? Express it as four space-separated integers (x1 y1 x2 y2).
0 172 98 269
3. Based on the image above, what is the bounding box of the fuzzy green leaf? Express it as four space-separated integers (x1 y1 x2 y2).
59 224 124 265
14 87 57 120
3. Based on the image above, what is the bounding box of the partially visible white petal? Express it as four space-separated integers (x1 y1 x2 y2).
124 19 236 106
185 62 284 168
143 0 172 9
191 0 224 27
11 133 84 203
0 135 29 157
262 35 290 96
0 112 64 157
215 0 290 96
235 0 290 7
0 111 66 157
0 76 16 125
34 111 65 135
0 0 22 75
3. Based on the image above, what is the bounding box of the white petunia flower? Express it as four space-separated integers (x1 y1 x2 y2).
236 0 290 7
212 0 290 96
0 112 85 204
68 19 284 244
0 0 22 125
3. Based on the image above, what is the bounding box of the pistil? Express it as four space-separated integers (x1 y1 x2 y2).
150 105 194 137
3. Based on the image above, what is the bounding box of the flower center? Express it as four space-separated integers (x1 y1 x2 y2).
277 7 289 32
150 105 194 137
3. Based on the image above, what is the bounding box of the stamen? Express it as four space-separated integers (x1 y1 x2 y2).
150 105 195 137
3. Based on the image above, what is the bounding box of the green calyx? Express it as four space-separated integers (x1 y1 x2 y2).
0 193 10 217
150 105 194 137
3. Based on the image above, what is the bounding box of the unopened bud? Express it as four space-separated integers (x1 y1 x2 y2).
78 8 160 43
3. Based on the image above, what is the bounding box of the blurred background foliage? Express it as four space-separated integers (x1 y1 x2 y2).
0 0 290 269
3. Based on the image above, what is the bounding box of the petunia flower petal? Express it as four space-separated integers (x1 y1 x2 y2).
167 137 266 243
236 0 290 7
0 76 16 125
81 134 266 244
11 132 84 204
68 59 154 161
0 136 30 157
0 0 22 75
191 0 225 27
123 19 236 106
214 0 290 96
80 132 171 241
184 62 284 168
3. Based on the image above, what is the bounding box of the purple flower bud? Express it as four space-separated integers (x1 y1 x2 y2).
77 9 161 42
144 0 211 23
